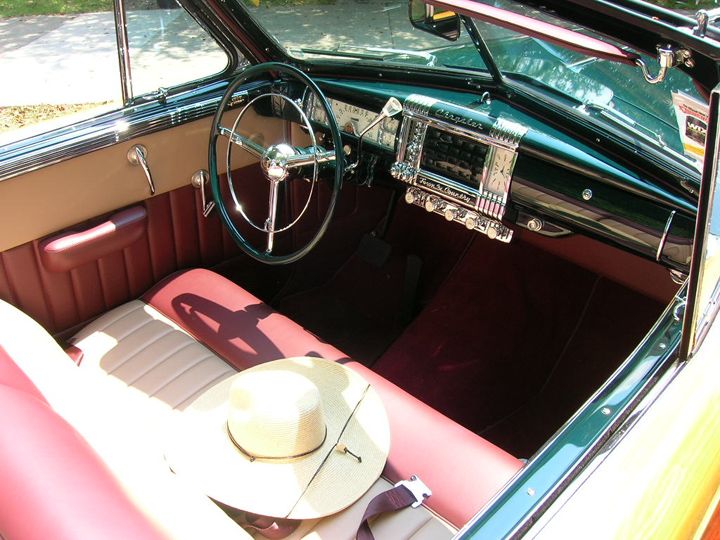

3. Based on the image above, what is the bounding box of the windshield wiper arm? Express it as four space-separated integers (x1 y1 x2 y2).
293 48 385 60
292 46 437 66
580 102 668 148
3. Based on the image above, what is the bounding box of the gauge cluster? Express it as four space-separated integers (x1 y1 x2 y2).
306 95 399 151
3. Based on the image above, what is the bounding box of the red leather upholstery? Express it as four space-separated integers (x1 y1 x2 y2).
0 378 169 540
143 269 524 528
347 361 523 528
0 185 241 334
142 269 349 371
39 206 148 273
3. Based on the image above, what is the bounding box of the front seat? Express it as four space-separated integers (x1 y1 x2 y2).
1 268 523 539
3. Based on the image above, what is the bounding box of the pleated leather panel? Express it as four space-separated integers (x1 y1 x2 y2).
71 300 236 412
0 185 240 335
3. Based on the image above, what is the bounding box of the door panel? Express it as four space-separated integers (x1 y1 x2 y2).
0 109 275 253
0 107 283 335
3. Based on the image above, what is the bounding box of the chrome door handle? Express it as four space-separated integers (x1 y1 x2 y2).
127 145 156 196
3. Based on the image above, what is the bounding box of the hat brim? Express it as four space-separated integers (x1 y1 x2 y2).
165 357 390 519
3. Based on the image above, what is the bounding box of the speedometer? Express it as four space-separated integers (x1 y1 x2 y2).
307 96 398 151
333 101 376 135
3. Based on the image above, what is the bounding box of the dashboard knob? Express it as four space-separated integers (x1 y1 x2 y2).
444 206 458 221
425 197 440 213
527 218 544 232
465 215 477 230
404 190 416 205
487 225 498 240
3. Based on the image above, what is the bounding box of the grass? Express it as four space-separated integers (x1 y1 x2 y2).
0 0 113 17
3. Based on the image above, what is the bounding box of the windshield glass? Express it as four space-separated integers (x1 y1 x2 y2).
244 0 707 167
245 0 486 69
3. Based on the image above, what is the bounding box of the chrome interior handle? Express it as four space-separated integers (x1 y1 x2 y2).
191 169 216 217
127 145 156 196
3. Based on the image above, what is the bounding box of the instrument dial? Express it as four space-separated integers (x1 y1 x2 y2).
307 96 399 150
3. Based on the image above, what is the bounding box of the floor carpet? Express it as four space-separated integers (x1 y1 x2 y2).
372 235 664 458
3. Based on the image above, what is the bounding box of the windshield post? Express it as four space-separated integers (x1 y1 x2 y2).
113 0 134 105
463 17 503 84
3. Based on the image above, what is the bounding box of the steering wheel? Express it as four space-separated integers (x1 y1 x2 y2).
208 63 344 265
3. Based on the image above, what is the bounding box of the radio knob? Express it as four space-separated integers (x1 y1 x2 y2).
444 206 458 221
404 190 416 205
425 197 440 213
465 215 477 230
487 225 498 240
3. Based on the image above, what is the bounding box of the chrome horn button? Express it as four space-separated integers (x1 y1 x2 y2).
261 143 297 182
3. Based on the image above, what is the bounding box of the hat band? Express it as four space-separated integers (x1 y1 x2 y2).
226 423 328 463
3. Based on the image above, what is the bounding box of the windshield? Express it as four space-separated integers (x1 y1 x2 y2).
244 0 707 167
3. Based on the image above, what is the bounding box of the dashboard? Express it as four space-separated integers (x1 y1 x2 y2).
303 86 696 272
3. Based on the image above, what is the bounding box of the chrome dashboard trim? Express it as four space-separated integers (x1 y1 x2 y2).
392 94 526 242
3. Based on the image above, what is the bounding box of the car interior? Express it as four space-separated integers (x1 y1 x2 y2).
0 1 699 537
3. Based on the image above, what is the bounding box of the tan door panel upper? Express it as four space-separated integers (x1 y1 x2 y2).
0 109 280 252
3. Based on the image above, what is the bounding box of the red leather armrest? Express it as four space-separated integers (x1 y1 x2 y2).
39 206 147 273
0 385 170 540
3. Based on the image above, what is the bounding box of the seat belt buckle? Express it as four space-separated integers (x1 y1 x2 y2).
394 475 432 508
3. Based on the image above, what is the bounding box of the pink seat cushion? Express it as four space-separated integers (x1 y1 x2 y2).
143 269 524 528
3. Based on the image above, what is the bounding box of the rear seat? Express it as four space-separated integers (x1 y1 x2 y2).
0 269 523 539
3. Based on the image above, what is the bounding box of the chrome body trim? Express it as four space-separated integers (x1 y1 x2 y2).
657 209 677 261
0 84 248 183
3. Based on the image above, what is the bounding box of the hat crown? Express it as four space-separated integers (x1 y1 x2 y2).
228 370 326 460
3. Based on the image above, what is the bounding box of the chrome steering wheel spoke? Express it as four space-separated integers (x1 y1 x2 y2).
217 126 266 160
285 149 336 169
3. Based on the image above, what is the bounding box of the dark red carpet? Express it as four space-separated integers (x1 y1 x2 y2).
372 235 664 457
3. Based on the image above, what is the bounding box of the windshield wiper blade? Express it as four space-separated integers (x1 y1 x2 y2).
580 102 668 147
579 102 698 168
365 47 437 66
291 46 437 66
293 47 385 60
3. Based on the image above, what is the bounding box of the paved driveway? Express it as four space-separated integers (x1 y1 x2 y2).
0 10 225 106
0 1 438 108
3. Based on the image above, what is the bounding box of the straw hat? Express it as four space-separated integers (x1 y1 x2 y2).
165 357 390 520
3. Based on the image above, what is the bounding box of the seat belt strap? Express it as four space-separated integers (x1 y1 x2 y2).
357 476 432 540
241 513 301 539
